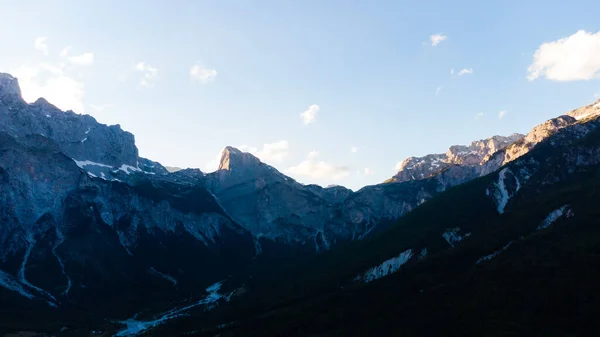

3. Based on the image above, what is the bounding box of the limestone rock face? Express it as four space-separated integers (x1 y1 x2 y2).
389 134 524 184
206 147 336 244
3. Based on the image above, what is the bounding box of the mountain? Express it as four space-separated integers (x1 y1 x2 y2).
0 73 168 181
0 74 258 332
3 67 600 336
205 146 344 249
388 133 524 183
163 100 600 337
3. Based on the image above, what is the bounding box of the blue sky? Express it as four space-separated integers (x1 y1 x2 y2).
1 0 599 190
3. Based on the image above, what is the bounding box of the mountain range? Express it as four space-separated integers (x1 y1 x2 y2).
1 71 600 336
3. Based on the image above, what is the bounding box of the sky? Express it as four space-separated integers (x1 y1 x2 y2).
0 0 599 190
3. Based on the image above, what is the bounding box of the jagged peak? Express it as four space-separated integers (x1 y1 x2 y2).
566 98 600 121
389 133 524 184
0 72 23 101
32 97 52 106
30 97 61 112
218 146 261 171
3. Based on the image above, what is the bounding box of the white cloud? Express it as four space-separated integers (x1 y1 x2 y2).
457 68 473 76
135 61 159 87
286 152 350 180
435 86 443 96
190 63 217 83
498 110 507 119
10 63 85 113
308 150 319 159
68 53 94 66
351 146 359 153
474 112 484 120
430 34 447 46
255 140 289 163
363 168 373 175
301 104 319 125
60 46 72 57
34 37 49 55
528 30 600 81
450 68 454 75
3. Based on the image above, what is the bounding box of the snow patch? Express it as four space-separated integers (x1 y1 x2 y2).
117 164 142 175
117 231 134 256
490 168 520 214
45 114 51 118
85 127 91 134
80 137 87 143
115 164 155 175
253 234 263 257
314 229 330 253
537 205 573 231
418 248 428 260
476 241 513 264
113 281 235 337
19 237 58 306
73 159 113 169
0 269 36 300
52 228 72 296
149 267 177 286
442 227 463 247
355 249 413 283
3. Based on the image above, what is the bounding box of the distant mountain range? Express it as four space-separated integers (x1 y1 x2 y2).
1 71 600 336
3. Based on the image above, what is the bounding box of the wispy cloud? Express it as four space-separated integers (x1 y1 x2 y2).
34 37 49 56
68 53 94 66
301 104 319 125
528 30 600 81
435 86 443 96
286 151 350 180
430 34 447 46
135 61 159 87
60 46 72 57
190 63 217 83
457 68 473 76
474 112 484 120
498 110 507 119
351 146 359 153
363 168 373 175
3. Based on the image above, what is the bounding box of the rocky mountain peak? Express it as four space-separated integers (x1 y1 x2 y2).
566 99 600 120
218 146 262 171
0 73 22 102
388 133 524 184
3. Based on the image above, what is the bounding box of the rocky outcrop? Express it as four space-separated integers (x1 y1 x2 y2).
388 134 524 184
480 102 600 176
305 184 353 205
206 147 335 244
0 127 253 318
0 72 168 181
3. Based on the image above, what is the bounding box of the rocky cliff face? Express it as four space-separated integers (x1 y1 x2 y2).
206 147 337 246
481 100 600 176
0 131 255 321
0 72 167 181
0 75 256 321
388 134 524 184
